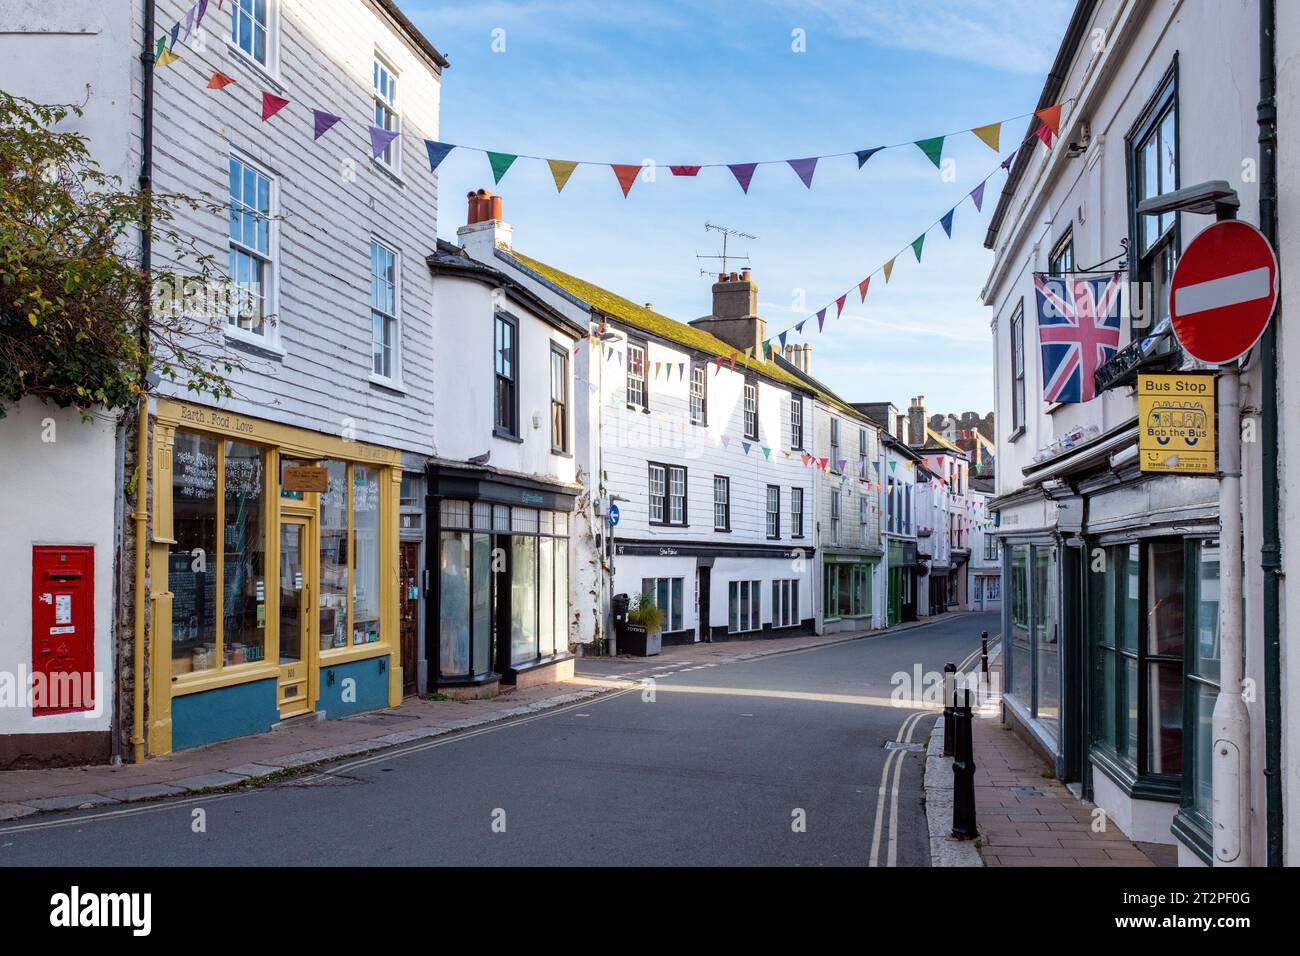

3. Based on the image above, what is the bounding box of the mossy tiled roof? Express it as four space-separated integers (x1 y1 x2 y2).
504 248 863 416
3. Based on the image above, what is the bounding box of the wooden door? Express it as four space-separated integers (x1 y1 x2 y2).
399 541 420 697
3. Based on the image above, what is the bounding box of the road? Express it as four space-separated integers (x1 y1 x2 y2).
0 612 995 866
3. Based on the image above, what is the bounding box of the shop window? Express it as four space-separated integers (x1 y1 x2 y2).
351 466 381 645
772 579 799 628
503 508 570 667
1007 545 1031 701
171 432 220 674
642 577 684 632
319 461 349 649
1185 539 1220 829
439 530 472 676
728 580 761 633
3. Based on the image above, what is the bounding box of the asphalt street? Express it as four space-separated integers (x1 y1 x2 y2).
0 612 996 866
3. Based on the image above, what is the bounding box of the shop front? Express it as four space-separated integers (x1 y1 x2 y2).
148 399 402 755
885 538 915 625
428 463 577 696
821 552 878 634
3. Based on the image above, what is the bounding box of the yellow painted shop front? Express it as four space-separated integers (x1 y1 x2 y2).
147 399 402 754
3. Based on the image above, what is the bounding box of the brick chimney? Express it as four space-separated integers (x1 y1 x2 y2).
456 188 513 261
908 396 928 447
689 268 766 356
782 343 812 375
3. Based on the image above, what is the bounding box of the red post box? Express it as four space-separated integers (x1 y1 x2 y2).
32 546 95 716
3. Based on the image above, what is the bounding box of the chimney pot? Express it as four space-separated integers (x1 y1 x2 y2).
741 268 751 281
644 303 653 310
730 271 739 282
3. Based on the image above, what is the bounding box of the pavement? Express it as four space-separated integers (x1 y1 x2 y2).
922 652 1170 868
0 612 993 866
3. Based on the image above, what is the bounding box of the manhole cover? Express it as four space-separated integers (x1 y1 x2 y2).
884 741 925 752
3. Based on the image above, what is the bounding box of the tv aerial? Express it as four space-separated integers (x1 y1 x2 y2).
696 221 756 278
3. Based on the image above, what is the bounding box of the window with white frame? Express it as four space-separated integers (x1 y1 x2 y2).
791 487 804 537
713 476 729 531
648 464 665 523
728 580 761 633
373 57 400 172
227 154 273 337
771 579 799 628
790 395 803 449
860 494 869 526
627 342 647 407
669 466 686 525
551 346 568 453
859 428 868 468
743 381 758 440
1011 300 1026 433
230 0 272 67
984 534 1001 561
641 577 684 632
690 364 707 425
766 485 780 539
831 491 841 545
370 239 398 380
830 418 840 467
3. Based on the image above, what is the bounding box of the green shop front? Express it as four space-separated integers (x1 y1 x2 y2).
821 550 880 634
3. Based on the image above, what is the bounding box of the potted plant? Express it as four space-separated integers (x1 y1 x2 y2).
620 592 665 656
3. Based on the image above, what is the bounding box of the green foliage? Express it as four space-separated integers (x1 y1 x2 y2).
627 592 666 630
0 91 239 419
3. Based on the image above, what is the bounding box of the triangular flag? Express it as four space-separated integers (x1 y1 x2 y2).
654 362 661 379
207 71 235 90
889 461 897 472
612 164 639 198
169 23 180 49
883 258 895 283
801 454 810 466
1036 103 1063 136
761 339 771 358
914 136 944 169
835 294 847 317
858 276 871 302
369 126 399 158
425 141 455 171
261 92 290 121
721 435 731 448
762 447 771 459
855 147 883 168
970 122 1001 152
728 163 757 194
778 331 787 350
1035 123 1054 149
714 357 723 374
184 7 195 40
872 461 880 473
670 166 701 176
940 208 955 238
970 181 986 211
547 159 578 193
196 0 209 28
795 320 806 334
787 157 818 189
154 35 167 61
1001 151 1016 171
742 442 752 455
487 151 517 183
156 48 181 68
837 459 847 472
816 308 826 332
912 233 926 262
313 110 341 140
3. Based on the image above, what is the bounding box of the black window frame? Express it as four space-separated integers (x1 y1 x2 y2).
493 310 519 439
549 343 569 454
791 486 804 538
765 484 781 540
648 461 687 527
713 475 730 531
1010 300 1026 436
1049 227 1074 276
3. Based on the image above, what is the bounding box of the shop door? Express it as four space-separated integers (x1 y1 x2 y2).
696 566 711 642
888 567 902 626
278 517 314 718
399 541 420 696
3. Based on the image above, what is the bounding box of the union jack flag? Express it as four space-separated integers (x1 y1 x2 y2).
1033 272 1123 403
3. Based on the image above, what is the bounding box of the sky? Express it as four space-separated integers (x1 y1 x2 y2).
405 0 1076 417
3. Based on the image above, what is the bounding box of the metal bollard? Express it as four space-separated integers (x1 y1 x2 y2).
942 662 957 757
981 630 989 677
951 688 978 840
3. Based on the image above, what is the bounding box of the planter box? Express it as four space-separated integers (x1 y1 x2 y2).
618 623 661 656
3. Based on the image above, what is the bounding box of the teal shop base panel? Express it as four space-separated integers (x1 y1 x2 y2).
318 656 391 719
172 678 279 751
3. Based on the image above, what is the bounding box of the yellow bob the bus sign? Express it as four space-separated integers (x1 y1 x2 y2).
1137 373 1216 474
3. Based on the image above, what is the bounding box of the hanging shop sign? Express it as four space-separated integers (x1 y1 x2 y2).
1137 373 1216 475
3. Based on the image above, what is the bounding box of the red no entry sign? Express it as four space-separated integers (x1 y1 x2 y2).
1168 219 1279 365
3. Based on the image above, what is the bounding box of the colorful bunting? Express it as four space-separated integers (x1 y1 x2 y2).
883 257 896 283
425 140 455 171
912 233 926 262
971 122 1001 152
670 166 701 176
154 35 167 62
915 136 945 169
261 92 290 122
835 294 847 318
940 208 955 238
816 308 827 332
742 442 752 455
858 276 871 302
207 71 236 90
369 126 400 158
855 147 883 168
1036 103 1063 136
313 110 341 140
197 0 209 28
547 159 578 192
728 163 758 194
970 181 986 212
787 157 818 189
156 48 181 68
487 151 517 183
612 164 640 198
184 7 195 39
1034 123 1054 149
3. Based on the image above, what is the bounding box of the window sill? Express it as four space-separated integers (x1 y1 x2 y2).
170 661 279 697
319 642 392 668
369 373 405 395
493 428 523 444
225 39 282 90
223 327 286 360
1090 745 1181 802
713 527 731 533
648 522 689 529
371 158 406 189
1008 426 1026 443
551 448 574 459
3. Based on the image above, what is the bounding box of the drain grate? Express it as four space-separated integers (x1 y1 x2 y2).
884 741 925 752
